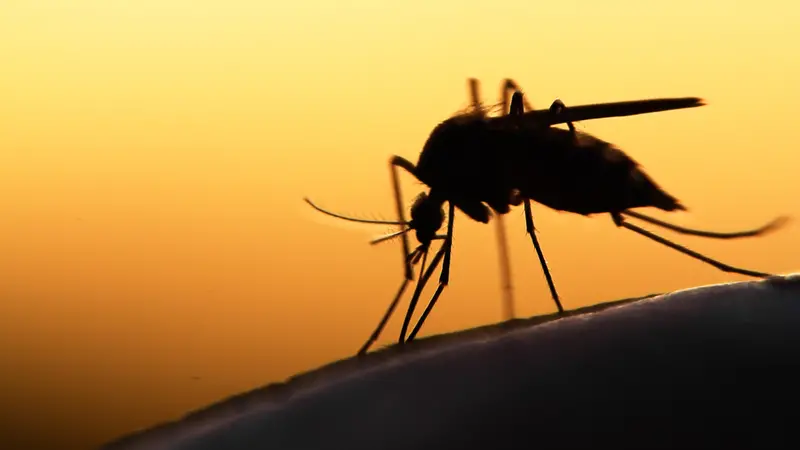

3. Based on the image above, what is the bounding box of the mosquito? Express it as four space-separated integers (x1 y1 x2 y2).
390 81 705 323
390 88 787 341
306 179 784 356
306 86 788 354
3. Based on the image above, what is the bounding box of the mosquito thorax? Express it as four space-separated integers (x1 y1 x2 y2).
415 115 493 188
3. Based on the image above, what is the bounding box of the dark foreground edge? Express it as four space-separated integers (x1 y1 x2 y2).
103 274 800 449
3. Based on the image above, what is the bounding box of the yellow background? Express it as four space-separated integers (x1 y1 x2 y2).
1 1 797 448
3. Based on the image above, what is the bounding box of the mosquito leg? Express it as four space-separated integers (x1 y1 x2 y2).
398 225 449 346
494 214 515 320
621 210 790 240
501 79 535 112
356 246 425 356
398 248 428 344
440 203 456 286
389 156 432 280
407 283 446 342
510 91 525 119
611 213 774 278
357 278 411 356
389 160 413 280
406 203 457 342
398 241 449 344
524 199 565 313
406 250 448 342
469 78 482 114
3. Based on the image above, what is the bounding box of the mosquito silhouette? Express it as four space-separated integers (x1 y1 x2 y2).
305 181 784 356
306 85 788 355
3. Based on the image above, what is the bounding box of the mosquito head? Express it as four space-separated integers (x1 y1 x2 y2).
408 192 445 247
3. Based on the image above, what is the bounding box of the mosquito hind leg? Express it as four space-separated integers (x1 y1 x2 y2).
524 199 565 314
610 213 774 278
621 210 790 240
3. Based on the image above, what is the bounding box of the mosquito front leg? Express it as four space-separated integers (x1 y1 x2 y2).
357 277 411 356
390 155 431 280
398 241 449 344
389 159 414 280
406 202 457 342
407 283 446 342
357 244 431 356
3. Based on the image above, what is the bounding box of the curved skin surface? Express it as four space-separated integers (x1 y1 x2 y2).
104 274 800 450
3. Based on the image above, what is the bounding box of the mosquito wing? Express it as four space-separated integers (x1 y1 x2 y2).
488 97 705 128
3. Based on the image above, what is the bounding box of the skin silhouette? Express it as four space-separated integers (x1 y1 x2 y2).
101 276 800 450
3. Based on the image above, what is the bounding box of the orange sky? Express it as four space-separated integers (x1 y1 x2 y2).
1 1 798 448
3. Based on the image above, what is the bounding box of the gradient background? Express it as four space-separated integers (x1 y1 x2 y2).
1 1 798 448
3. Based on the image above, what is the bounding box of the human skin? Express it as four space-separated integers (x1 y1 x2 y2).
104 274 800 450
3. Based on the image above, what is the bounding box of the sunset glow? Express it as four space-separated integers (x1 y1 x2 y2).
1 1 798 447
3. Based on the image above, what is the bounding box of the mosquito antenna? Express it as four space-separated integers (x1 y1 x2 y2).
304 198 409 226
370 228 413 245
